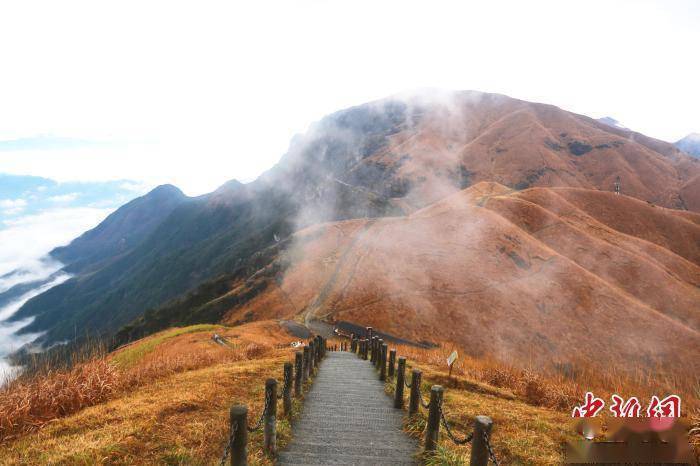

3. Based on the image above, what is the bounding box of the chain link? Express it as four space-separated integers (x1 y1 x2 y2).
219 422 238 466
404 377 412 389
439 401 473 445
278 368 291 398
482 429 499 465
247 390 270 432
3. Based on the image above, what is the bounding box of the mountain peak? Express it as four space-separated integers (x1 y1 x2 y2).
146 184 185 199
210 179 245 198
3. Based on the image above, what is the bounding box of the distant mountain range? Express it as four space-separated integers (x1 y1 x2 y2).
7 91 700 378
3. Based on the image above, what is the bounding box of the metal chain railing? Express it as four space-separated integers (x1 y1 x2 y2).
361 335 501 465
247 390 270 432
219 422 238 466
483 429 500 465
439 404 473 445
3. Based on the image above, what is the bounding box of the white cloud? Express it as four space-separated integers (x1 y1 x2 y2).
0 207 113 283
48 192 79 203
0 199 27 216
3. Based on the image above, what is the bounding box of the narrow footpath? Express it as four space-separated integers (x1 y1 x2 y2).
277 351 419 465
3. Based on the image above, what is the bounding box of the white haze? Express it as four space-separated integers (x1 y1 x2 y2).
0 274 71 382
0 207 112 285
0 207 111 381
0 0 698 196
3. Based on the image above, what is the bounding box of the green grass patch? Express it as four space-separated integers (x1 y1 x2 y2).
424 445 468 466
112 324 225 368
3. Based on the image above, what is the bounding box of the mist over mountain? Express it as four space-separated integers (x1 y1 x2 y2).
676 133 700 158
9 91 700 377
596 116 627 130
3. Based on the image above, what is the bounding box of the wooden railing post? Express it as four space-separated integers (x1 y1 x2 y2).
302 346 310 382
283 362 293 416
229 405 248 466
424 385 443 453
294 351 303 396
469 416 494 466
366 326 373 342
369 337 375 363
373 337 380 366
388 349 396 378
309 340 315 373
380 343 388 381
362 339 368 360
394 357 406 409
264 379 277 455
408 369 422 417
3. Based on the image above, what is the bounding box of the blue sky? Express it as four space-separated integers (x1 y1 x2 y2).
0 174 147 289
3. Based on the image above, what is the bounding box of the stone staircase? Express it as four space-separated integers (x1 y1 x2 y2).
277 351 418 465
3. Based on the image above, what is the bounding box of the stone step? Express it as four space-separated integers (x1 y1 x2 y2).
277 452 417 466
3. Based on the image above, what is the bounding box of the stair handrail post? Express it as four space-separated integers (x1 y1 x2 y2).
294 351 303 396
373 337 379 365
302 346 310 382
388 349 396 378
469 416 494 466
229 405 248 466
424 385 443 453
408 369 422 417
283 362 293 416
308 340 315 373
375 338 380 365
394 357 406 409
380 343 388 381
264 378 278 455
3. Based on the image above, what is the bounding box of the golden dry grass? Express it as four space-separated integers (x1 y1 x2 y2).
0 355 294 465
3 328 695 465
0 321 294 454
369 341 700 465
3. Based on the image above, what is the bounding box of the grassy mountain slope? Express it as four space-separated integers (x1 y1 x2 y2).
14 90 700 349
174 183 698 385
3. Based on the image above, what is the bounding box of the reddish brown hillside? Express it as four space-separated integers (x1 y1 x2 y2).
341 91 700 211
222 183 700 381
